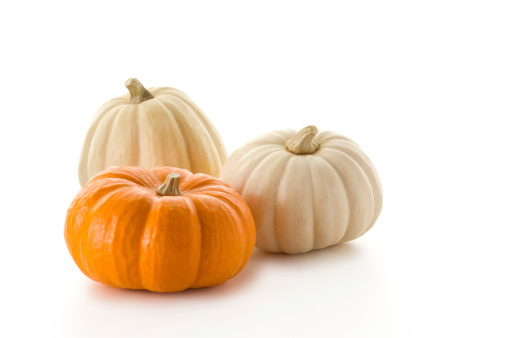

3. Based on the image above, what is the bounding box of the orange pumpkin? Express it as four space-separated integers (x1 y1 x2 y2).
64 166 256 292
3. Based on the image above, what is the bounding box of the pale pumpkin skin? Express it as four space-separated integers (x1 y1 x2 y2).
219 126 382 254
78 79 227 187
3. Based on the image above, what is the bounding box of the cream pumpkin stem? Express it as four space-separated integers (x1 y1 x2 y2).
125 78 154 104
286 125 319 154
157 173 183 196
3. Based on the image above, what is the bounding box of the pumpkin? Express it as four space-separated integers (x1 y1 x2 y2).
65 166 255 292
78 78 227 187
219 125 382 254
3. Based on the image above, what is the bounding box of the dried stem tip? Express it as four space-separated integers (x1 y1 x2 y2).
125 78 154 104
286 125 319 154
157 173 183 196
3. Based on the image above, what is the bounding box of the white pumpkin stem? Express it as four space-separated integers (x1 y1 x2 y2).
125 78 154 104
286 125 319 154
157 173 183 196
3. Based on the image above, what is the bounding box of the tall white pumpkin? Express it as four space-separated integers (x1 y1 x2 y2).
219 126 382 254
78 79 227 187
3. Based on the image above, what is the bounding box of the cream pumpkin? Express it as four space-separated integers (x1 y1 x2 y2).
219 126 382 254
78 78 227 187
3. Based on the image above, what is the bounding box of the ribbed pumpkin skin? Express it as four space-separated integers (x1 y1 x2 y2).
78 86 227 187
219 129 382 254
65 166 255 292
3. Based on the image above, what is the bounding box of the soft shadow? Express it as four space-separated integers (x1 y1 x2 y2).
252 242 364 268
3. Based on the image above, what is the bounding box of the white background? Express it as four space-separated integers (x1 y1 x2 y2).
1 1 506 337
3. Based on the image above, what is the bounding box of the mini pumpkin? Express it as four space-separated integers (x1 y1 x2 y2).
78 78 227 187
65 166 255 292
219 126 382 254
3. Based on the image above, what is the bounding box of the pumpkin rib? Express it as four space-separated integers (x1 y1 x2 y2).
170 92 228 166
88 104 129 180
162 92 223 168
102 104 129 171
85 186 139 287
278 129 300 141
260 129 295 146
66 181 134 280
146 86 173 96
199 193 252 286
81 186 134 286
182 197 204 291
318 148 375 242
193 190 255 277
187 195 234 288
269 155 293 253
322 140 383 235
161 100 190 172
132 102 143 167
138 199 156 290
183 184 233 198
185 197 213 289
141 99 188 170
307 158 318 249
307 159 316 251
149 167 193 188
79 104 124 186
87 97 129 130
90 167 158 188
226 144 285 195
187 197 203 289
183 176 228 189
338 141 383 233
139 196 201 292
109 188 155 289
151 98 193 172
151 87 186 99
273 156 299 253
315 131 359 146
134 193 155 290
240 149 288 197
290 157 316 253
319 153 352 244
241 132 290 150
91 97 127 120
308 155 350 247
166 96 208 175
162 97 219 176
238 150 290 252
106 104 143 169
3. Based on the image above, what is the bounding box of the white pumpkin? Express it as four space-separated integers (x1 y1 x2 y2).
78 78 227 187
219 126 382 254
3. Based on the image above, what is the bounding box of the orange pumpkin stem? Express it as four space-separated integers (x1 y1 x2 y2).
286 125 319 154
125 78 154 104
157 173 183 196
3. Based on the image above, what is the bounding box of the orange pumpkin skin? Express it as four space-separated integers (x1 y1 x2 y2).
64 166 256 292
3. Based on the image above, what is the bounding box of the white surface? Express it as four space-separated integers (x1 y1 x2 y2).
1 1 506 337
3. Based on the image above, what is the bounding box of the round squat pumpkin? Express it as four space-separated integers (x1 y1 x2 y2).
65 166 255 292
219 125 382 254
78 78 227 187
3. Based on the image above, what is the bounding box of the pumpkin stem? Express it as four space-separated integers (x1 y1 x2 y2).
125 78 154 104
286 125 319 154
157 173 183 196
